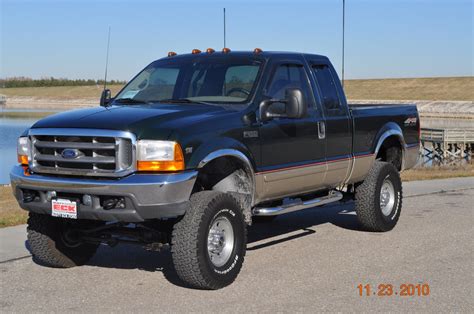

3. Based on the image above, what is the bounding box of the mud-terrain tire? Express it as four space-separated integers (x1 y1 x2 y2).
355 161 402 232
171 191 247 290
27 213 100 268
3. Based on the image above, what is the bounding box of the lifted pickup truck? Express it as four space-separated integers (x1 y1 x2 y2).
11 49 419 289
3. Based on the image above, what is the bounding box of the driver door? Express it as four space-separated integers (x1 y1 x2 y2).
257 59 327 202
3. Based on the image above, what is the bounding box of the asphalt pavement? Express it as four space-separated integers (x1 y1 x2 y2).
1 177 473 312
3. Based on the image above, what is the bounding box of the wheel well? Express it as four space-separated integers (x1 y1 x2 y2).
194 156 253 224
376 136 403 171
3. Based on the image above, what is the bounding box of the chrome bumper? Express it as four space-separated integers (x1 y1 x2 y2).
10 165 197 222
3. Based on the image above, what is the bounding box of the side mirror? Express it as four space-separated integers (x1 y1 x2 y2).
100 89 111 107
259 88 307 121
284 88 307 118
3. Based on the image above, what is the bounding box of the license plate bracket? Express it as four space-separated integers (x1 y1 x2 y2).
51 199 77 219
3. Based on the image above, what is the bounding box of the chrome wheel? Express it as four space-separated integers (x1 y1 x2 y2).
207 215 234 267
380 178 395 216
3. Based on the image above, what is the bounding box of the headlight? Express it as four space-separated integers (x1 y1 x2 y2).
136 140 184 171
17 137 31 165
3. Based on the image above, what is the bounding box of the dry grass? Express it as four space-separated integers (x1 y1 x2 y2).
344 77 474 101
0 186 27 228
1 77 473 101
0 85 124 99
1 111 59 118
401 163 474 181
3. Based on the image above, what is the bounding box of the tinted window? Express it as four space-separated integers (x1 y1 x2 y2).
312 65 343 115
120 67 179 100
266 64 313 106
224 65 259 96
115 58 262 104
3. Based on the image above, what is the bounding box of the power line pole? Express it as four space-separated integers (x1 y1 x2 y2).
342 0 345 88
223 8 226 48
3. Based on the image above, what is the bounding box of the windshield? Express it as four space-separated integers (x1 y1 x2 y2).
114 57 262 105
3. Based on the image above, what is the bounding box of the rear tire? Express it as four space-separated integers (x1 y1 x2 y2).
27 213 100 268
355 161 402 232
171 191 247 290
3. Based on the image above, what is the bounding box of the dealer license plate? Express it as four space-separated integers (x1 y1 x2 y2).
51 199 77 219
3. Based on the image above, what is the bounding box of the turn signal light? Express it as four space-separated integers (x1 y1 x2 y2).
18 155 28 166
192 49 201 54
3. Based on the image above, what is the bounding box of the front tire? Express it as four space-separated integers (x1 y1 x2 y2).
27 213 100 268
355 161 402 232
171 191 247 290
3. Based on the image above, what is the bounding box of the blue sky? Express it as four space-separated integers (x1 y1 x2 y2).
1 0 472 80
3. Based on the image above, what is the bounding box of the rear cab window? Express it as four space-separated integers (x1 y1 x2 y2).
311 64 345 116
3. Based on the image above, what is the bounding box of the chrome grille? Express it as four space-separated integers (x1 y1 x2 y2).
29 129 136 177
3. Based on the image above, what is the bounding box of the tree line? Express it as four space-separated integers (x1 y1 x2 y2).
0 77 126 88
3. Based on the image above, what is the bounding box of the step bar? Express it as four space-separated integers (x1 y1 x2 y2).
252 191 343 216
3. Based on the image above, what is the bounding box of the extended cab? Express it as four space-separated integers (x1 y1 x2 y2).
11 50 420 289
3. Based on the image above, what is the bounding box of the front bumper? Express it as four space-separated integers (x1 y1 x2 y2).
10 165 197 222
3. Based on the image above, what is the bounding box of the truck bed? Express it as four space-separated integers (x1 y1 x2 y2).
349 103 419 156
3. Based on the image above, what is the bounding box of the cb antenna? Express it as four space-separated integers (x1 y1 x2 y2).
341 0 345 88
223 8 226 48
103 26 111 91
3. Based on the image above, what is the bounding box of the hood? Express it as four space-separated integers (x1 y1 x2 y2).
31 103 232 139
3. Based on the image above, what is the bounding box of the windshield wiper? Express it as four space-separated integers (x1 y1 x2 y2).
114 98 149 104
155 98 213 105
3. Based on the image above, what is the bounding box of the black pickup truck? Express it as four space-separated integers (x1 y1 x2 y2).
11 49 420 289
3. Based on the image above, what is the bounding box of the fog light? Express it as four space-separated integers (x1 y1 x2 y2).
23 190 37 203
83 194 92 206
102 197 125 210
46 191 57 201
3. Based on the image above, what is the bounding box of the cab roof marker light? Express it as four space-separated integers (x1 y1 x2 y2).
222 47 231 54
254 48 263 54
192 49 202 54
206 48 215 54
168 51 177 57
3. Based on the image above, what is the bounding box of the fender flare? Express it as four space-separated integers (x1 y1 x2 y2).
373 123 407 169
197 148 256 206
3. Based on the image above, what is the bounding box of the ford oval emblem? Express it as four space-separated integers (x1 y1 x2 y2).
61 149 80 159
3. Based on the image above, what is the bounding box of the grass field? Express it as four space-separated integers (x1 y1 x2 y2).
344 76 473 101
0 186 27 228
400 163 474 181
1 164 472 228
0 84 123 99
1 77 473 101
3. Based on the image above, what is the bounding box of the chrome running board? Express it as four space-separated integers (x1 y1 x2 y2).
252 191 343 216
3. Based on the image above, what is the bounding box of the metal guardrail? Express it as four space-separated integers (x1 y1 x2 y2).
421 127 474 161
421 128 474 144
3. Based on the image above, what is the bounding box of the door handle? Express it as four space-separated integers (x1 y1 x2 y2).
318 121 326 139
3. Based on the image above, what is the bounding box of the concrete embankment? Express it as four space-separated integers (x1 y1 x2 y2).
4 96 96 110
349 100 474 119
